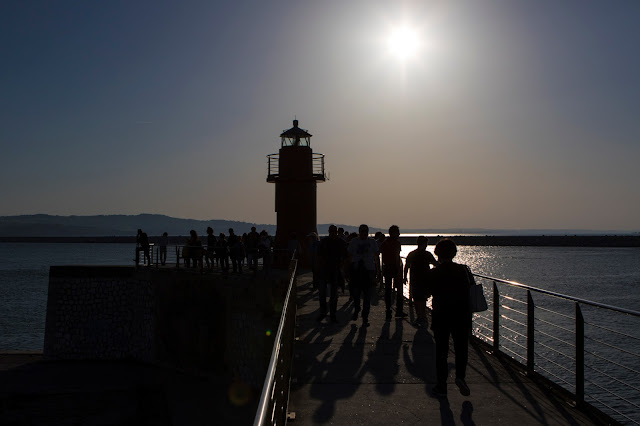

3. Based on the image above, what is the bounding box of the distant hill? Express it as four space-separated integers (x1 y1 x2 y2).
0 214 636 238
0 214 278 237
0 214 377 238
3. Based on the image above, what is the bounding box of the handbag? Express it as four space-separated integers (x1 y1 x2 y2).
466 266 488 312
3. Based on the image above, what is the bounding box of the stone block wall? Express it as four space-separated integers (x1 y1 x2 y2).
44 266 288 388
44 267 154 361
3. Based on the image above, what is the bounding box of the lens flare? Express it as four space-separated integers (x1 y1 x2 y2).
228 381 253 406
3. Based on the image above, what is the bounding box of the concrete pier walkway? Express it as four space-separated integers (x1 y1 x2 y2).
288 273 601 425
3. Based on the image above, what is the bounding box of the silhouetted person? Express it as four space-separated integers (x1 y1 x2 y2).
380 225 405 320
186 230 203 269
374 231 386 288
316 225 347 323
347 224 380 327
136 229 150 266
246 227 259 270
159 232 168 265
258 230 272 276
230 233 244 273
217 233 229 272
429 239 473 398
404 236 438 327
205 227 217 270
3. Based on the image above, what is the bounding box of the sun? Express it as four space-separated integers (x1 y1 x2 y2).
386 26 420 60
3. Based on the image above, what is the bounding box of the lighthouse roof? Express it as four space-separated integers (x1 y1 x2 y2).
280 119 312 139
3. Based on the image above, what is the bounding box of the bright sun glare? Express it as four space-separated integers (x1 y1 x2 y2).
386 26 420 60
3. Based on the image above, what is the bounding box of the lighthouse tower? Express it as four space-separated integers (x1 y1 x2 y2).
267 119 326 256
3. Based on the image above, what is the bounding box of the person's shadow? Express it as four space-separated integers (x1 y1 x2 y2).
437 399 475 426
461 400 475 425
310 324 368 423
363 318 403 396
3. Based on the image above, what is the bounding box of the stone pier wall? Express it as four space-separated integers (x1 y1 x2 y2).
45 267 155 361
44 266 286 387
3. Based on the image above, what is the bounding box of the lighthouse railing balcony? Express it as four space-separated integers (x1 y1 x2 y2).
266 153 326 182
267 154 279 181
312 153 326 181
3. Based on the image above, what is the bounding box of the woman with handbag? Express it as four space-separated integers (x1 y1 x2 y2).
429 238 473 398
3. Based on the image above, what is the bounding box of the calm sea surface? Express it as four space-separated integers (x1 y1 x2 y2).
1 242 639 422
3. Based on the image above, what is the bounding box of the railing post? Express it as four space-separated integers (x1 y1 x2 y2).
493 281 500 352
576 303 585 406
527 291 534 374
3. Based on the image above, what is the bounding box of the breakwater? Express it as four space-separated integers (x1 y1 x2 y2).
2 235 639 247
400 234 640 247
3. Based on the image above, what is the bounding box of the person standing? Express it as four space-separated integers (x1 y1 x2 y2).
429 239 473 398
136 229 150 266
186 230 203 269
347 224 380 327
403 236 438 327
159 232 169 266
316 225 347 323
380 225 405 320
246 227 260 270
258 230 272 276
216 233 229 272
205 227 217 270
230 235 245 273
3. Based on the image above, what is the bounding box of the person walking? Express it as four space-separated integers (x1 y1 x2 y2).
429 239 473 398
347 224 380 327
403 236 438 327
316 225 347 323
380 225 405 320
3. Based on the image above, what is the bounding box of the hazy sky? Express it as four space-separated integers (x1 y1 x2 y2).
2 1 639 230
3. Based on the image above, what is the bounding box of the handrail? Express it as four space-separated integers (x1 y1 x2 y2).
473 273 640 317
254 256 298 426
469 271 639 424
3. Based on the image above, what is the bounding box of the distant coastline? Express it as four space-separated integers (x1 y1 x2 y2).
1 214 638 247
1 235 639 247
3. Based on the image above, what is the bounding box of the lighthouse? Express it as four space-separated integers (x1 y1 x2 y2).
267 119 326 258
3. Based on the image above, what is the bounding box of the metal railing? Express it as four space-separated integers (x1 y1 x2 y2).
266 153 325 181
471 273 640 425
254 257 299 426
135 244 274 273
134 243 155 266
311 153 325 180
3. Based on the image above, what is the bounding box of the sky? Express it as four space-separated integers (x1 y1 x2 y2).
1 1 639 231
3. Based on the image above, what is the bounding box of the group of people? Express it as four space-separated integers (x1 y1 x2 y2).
314 224 474 398
135 227 273 272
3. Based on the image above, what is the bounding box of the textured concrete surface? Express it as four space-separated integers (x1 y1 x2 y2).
289 273 604 425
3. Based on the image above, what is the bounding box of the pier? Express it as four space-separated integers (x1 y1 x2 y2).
285 272 603 425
